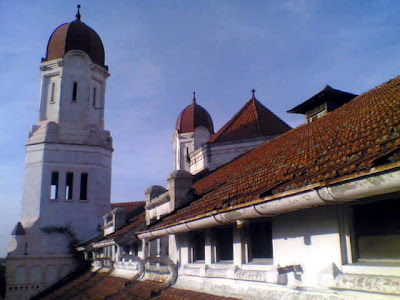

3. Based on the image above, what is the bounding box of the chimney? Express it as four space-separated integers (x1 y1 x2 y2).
144 185 168 225
167 170 193 212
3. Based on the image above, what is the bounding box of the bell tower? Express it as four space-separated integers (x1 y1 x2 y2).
6 7 113 300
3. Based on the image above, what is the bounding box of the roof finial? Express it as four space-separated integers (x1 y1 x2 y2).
251 89 256 100
76 4 81 21
193 91 196 103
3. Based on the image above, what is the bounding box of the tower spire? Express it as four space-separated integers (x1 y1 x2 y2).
251 89 256 100
76 4 81 21
193 91 196 103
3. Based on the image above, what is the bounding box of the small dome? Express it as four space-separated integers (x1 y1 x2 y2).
176 94 214 134
44 11 105 67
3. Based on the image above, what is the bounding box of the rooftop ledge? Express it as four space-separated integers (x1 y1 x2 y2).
343 262 400 277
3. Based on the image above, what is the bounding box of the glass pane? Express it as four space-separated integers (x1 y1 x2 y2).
354 198 400 259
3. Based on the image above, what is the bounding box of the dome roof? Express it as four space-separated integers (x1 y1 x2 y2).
176 94 214 134
44 9 105 67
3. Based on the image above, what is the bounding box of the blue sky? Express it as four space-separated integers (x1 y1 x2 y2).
0 0 399 256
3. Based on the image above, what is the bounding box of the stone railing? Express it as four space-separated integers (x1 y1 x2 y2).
181 264 286 284
333 273 400 295
114 258 141 271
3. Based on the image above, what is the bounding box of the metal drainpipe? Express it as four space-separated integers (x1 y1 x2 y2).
145 256 178 297
121 254 145 286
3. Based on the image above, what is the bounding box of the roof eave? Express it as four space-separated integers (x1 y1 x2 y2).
137 161 400 239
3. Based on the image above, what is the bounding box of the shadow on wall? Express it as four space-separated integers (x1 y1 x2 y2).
272 205 341 241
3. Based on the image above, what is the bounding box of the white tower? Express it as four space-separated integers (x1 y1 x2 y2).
6 7 112 299
173 93 214 172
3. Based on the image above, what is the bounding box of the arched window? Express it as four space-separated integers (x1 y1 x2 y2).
14 266 26 284
46 265 58 284
60 265 71 278
30 266 42 284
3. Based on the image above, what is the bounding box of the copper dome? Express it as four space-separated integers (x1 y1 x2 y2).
44 16 105 67
176 95 214 134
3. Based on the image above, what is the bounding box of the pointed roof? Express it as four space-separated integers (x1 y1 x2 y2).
287 85 357 115
208 91 291 143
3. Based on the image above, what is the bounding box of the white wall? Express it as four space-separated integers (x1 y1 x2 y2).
190 136 276 174
272 206 343 287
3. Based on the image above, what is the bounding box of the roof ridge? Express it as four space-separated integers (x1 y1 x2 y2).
111 201 145 204
209 96 291 143
252 98 263 135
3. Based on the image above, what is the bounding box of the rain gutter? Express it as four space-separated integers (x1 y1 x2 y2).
138 165 400 240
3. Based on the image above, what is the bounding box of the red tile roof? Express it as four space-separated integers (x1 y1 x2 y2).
208 94 291 143
111 201 145 216
41 271 239 300
150 76 400 230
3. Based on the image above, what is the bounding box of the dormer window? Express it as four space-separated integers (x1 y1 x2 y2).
288 85 357 123
306 103 327 123
103 208 127 236
72 82 78 102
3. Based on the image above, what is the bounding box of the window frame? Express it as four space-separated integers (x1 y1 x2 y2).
50 172 59 200
246 219 273 264
350 197 400 263
72 82 78 102
341 195 400 270
190 230 206 263
80 173 88 200
65 172 73 200
214 226 234 262
92 87 97 107
49 82 55 103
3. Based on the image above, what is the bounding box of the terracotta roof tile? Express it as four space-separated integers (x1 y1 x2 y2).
208 96 291 143
150 76 400 230
41 271 239 300
111 201 145 214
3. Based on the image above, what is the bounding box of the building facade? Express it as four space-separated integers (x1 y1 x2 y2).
78 77 400 300
135 78 400 299
6 7 400 300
